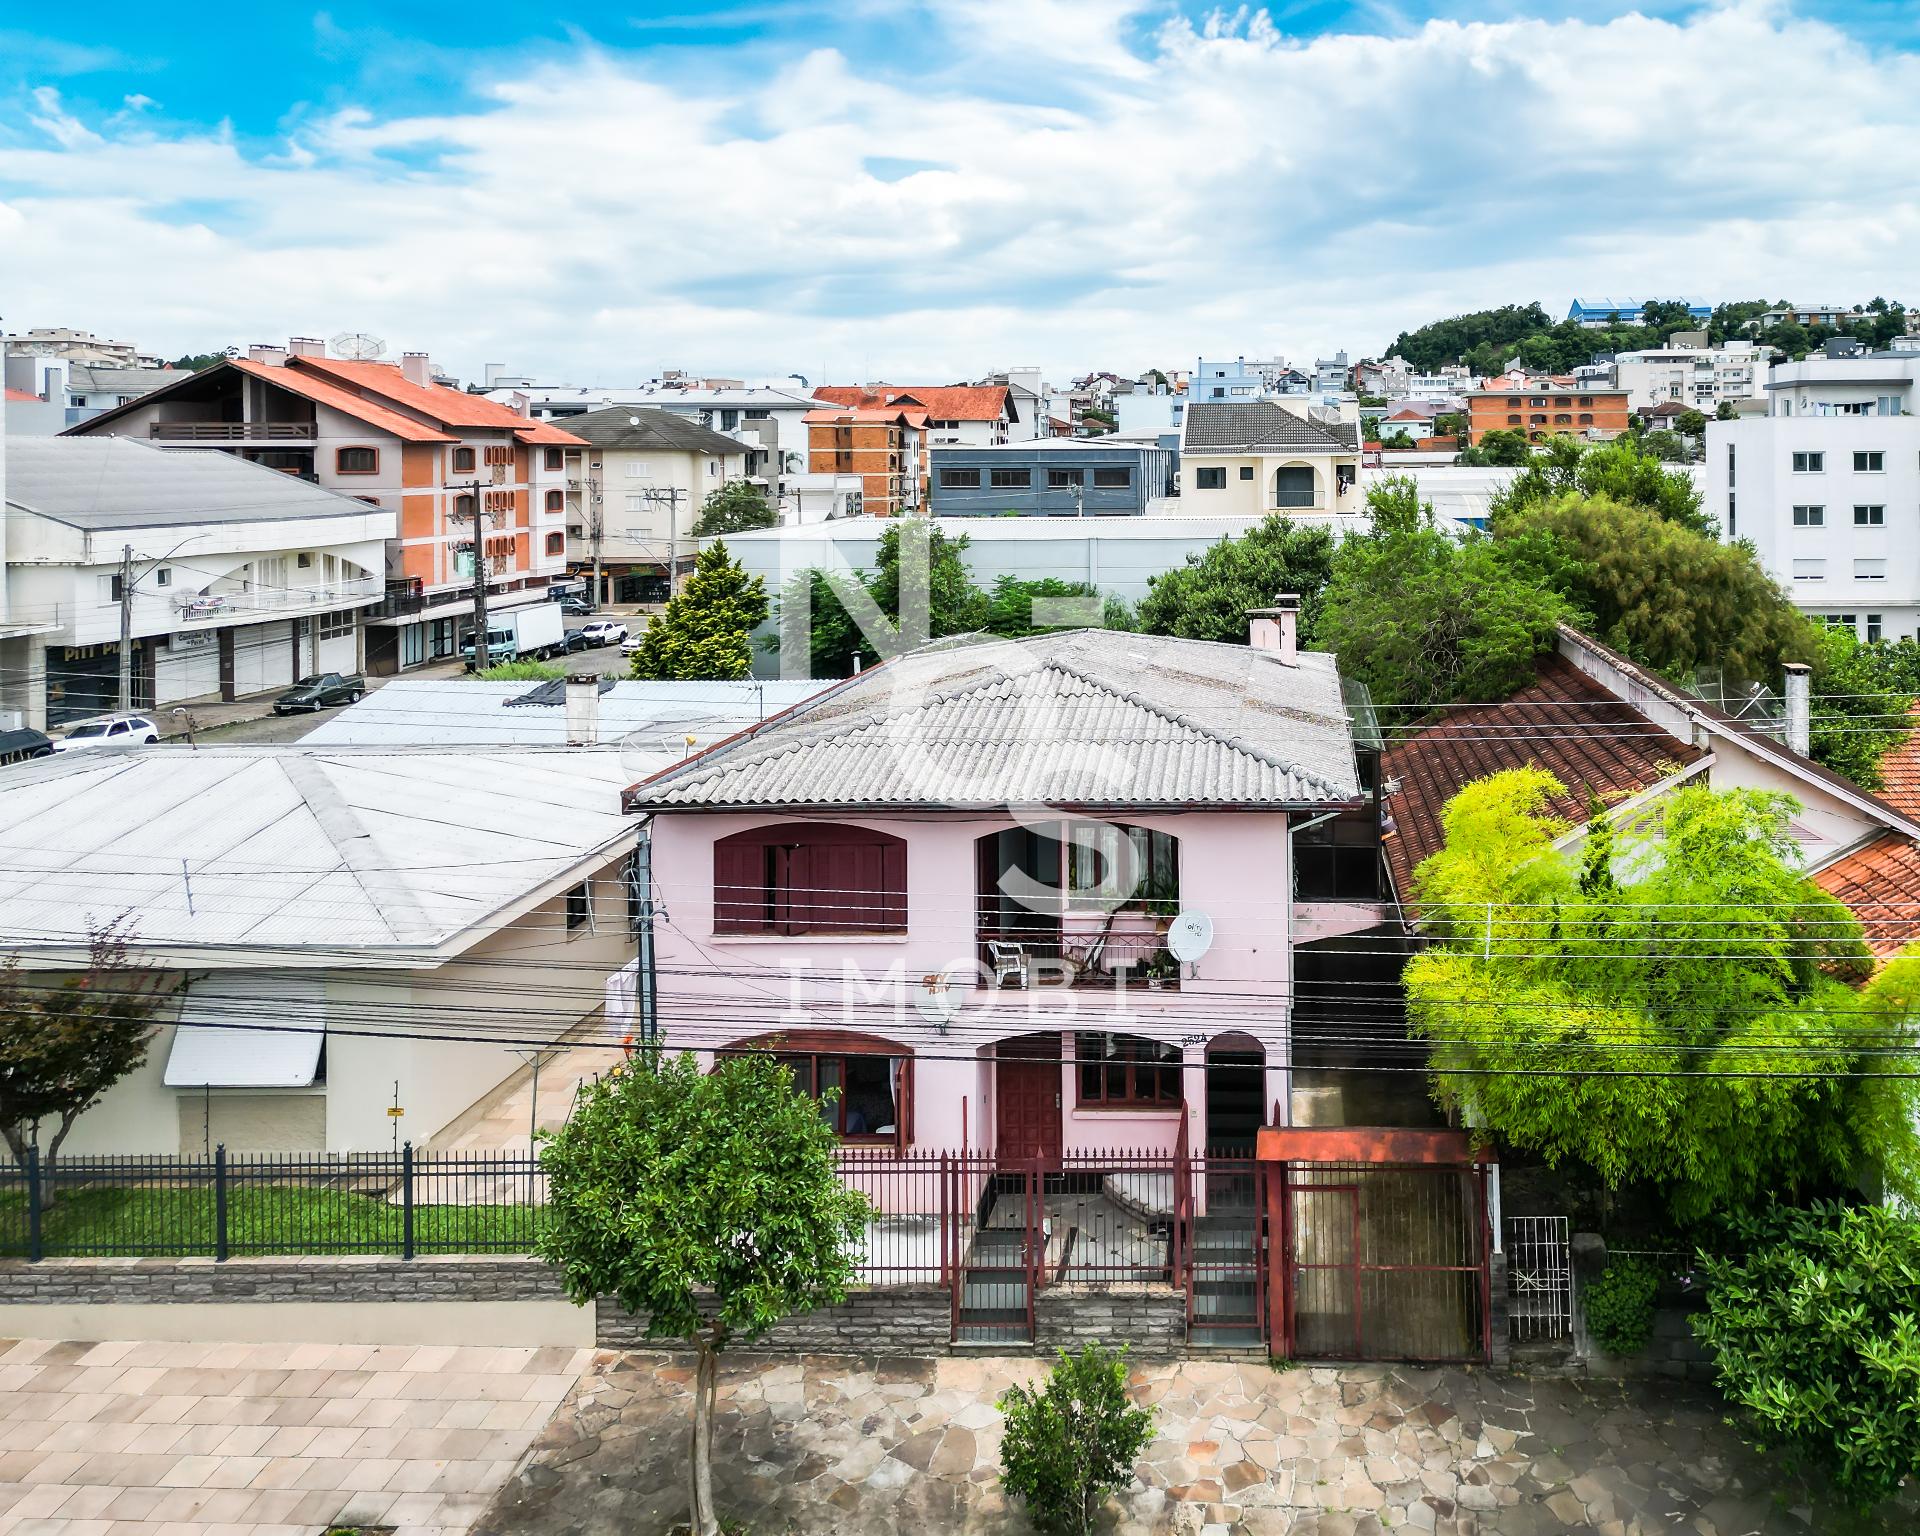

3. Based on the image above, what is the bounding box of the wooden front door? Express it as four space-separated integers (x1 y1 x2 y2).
995 1034 1062 1165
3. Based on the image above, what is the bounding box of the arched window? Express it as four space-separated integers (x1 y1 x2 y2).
715 822 907 935
545 489 564 512
733 1030 913 1146
1272 465 1315 509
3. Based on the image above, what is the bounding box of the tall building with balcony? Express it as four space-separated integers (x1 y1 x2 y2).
1177 400 1363 518
1466 374 1631 443
65 339 585 673
803 402 930 517
1 436 393 729
811 385 1018 447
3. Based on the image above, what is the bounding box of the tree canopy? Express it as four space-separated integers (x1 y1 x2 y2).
1135 516 1336 644
629 539 769 681
984 576 1107 639
1406 770 1920 1223
690 480 778 537
538 1050 870 1535
1488 435 1709 534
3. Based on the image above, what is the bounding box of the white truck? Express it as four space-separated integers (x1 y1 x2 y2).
461 603 566 667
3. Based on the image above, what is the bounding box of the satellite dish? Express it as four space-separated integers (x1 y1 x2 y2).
1166 911 1214 966
913 969 963 1032
330 331 387 360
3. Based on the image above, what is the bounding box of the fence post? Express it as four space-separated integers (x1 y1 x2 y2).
402 1141 415 1261
214 1144 229 1263
26 1146 42 1263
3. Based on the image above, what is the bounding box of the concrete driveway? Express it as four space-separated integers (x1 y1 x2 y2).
0 1335 589 1535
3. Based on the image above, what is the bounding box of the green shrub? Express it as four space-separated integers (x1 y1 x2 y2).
998 1344 1154 1535
1583 1257 1660 1355
1694 1201 1920 1509
474 659 563 681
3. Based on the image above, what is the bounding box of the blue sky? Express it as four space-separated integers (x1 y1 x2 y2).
2 2 1917 381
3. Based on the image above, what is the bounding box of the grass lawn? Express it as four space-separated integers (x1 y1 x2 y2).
0 1182 546 1258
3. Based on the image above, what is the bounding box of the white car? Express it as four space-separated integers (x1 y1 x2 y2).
54 714 160 752
620 630 647 655
579 621 628 647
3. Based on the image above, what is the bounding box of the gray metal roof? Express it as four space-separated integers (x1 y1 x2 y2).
4 435 383 530
561 406 752 457
1182 401 1357 455
67 364 190 396
628 630 1362 812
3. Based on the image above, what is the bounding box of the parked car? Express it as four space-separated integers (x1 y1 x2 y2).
620 630 647 656
560 596 594 617
560 627 592 655
273 673 365 714
53 714 160 751
580 620 628 647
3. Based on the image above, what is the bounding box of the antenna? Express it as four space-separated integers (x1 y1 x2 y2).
329 331 388 361
1166 910 1215 977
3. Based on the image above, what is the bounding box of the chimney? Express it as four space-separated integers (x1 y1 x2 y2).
564 675 601 747
1246 593 1300 665
247 343 289 367
288 336 325 358
1783 662 1811 757
400 352 434 387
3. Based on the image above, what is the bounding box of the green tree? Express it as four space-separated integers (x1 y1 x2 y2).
1497 493 1806 680
1694 1201 1920 1509
1318 482 1568 714
984 576 1106 638
1433 411 1468 440
1805 623 1917 788
1640 428 1688 463
1715 401 1740 421
690 480 778 537
1136 517 1336 644
1491 435 1708 533
630 539 769 681
0 926 170 1201
998 1345 1155 1536
1676 409 1708 437
768 524 988 677
1466 428 1532 467
1406 770 1919 1222
167 352 229 372
537 1051 871 1536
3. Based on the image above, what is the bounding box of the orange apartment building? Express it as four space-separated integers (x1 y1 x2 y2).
68 339 585 673
804 403 930 517
1467 373 1632 445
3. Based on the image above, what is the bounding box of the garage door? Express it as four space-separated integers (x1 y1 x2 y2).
155 632 221 705
230 621 294 697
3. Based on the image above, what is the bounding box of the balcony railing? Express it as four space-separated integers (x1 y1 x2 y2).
1273 490 1319 509
150 422 318 442
172 576 384 621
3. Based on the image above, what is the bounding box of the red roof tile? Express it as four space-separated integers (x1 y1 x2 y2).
814 384 1011 422
1813 831 1920 959
289 357 586 444
1873 704 1920 822
5 387 41 403
229 358 457 443
1381 652 1705 898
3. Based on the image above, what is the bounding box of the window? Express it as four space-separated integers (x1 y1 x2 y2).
1868 614 1884 643
154 567 171 588
1792 451 1824 472
1293 811 1380 901
714 823 907 935
318 609 354 640
1855 559 1887 580
1793 505 1824 527
1792 558 1825 581
1554 396 1571 407
106 572 125 602
1506 396 1522 407
940 468 981 488
1854 505 1886 527
1048 468 1085 488
544 448 563 471
1507 414 1521 426
545 489 564 512
1529 397 1547 408
335 446 378 474
451 446 475 472
1064 824 1178 910
1727 444 1736 486
1194 467 1226 489
1529 414 1547 426
1093 467 1131 488
545 531 565 556
625 460 652 478
1239 465 1254 480
1855 451 1885 472
757 1036 910 1143
1578 396 1595 407
565 883 590 931
1076 1033 1181 1108
990 467 1031 488
1727 493 1735 536
1820 613 1858 631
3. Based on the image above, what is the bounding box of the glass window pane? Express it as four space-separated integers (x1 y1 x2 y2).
841 1055 895 1135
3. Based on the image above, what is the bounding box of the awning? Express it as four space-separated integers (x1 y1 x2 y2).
164 973 325 1088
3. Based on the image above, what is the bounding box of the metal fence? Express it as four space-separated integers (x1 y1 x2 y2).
1506 1215 1572 1340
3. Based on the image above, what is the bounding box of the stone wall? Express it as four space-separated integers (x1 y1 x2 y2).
1033 1287 1186 1356
596 1288 953 1355
0 1255 560 1305
1569 1235 1714 1382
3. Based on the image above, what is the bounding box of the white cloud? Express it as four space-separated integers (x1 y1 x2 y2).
1 2 1916 381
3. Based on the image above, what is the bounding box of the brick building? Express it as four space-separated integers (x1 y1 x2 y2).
803 403 929 517
1466 373 1631 445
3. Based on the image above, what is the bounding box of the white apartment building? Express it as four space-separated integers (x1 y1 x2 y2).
1708 348 1920 643
1611 339 1770 412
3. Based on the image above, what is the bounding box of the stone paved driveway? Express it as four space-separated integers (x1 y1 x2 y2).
0 1336 590 1536
477 1351 1909 1536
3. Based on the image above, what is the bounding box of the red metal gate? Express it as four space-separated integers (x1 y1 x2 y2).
1260 1128 1493 1363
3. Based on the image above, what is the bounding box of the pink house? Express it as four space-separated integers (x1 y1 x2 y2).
614 610 1387 1170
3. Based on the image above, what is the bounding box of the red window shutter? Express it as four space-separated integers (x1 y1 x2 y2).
894 1057 914 1154
880 839 907 930
713 839 765 932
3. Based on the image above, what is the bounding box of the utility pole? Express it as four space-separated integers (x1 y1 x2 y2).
116 544 135 712
449 480 487 669
587 471 604 610
633 827 659 1065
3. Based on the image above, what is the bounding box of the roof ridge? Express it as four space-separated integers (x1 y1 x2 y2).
278 756 436 945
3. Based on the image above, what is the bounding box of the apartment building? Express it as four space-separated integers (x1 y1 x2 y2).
5 326 159 369
1708 347 1920 643
1565 297 1711 329
1467 373 1631 443
812 385 1017 447
1191 357 1313 402
1180 400 1363 517
929 438 1176 516
67 339 585 674
1608 338 1770 412
558 406 748 603
803 402 930 517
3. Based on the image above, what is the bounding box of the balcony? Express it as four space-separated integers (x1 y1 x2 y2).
172 576 384 623
1272 491 1318 509
150 422 318 443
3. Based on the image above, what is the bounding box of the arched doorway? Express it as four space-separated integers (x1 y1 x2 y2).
1205 1033 1266 1156
1272 465 1316 510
